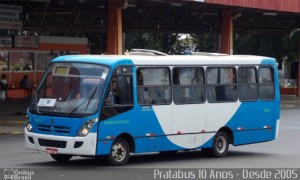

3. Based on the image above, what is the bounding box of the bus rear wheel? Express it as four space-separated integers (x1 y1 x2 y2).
203 131 229 158
107 138 130 166
50 154 72 162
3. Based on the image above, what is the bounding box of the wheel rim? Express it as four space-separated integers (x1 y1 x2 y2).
111 142 126 162
215 136 226 153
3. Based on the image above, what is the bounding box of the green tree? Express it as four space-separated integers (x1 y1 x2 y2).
124 32 148 50
89 33 107 54
124 32 179 54
234 33 298 63
191 33 216 52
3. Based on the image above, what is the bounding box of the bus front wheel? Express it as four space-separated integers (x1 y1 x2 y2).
50 154 72 162
107 138 130 166
203 131 229 158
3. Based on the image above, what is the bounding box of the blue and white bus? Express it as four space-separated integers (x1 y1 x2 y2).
25 53 280 165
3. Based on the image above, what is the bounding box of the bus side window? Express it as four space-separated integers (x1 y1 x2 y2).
207 67 237 103
100 67 134 121
258 67 275 100
104 75 133 106
173 67 205 104
137 67 171 105
238 67 258 101
115 76 132 104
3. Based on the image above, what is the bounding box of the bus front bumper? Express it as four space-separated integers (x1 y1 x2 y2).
24 128 97 156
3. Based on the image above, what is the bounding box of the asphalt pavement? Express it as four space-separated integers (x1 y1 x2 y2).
0 98 30 135
0 96 300 135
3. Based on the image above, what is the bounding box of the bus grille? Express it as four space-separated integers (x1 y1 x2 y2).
38 138 67 148
37 124 71 134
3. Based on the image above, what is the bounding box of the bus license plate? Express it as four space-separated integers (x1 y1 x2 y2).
46 148 58 154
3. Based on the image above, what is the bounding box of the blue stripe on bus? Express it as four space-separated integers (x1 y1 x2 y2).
96 99 277 155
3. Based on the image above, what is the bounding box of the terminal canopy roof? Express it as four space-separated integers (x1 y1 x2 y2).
1 0 299 34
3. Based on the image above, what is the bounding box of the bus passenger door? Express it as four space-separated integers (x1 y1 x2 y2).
136 67 172 152
98 67 136 155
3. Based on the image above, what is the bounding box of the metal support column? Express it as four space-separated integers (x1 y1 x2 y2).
297 40 300 96
107 0 122 55
220 9 233 55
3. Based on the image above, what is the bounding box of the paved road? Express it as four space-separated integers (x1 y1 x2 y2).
0 108 299 180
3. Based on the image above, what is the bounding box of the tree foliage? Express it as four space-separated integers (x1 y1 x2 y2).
91 30 299 61
234 33 299 62
124 32 180 54
190 33 216 52
89 33 107 54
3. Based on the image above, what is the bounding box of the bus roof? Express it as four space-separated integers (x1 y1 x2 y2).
52 54 276 66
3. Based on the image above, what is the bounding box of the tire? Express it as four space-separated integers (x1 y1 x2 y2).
50 154 72 162
107 138 130 166
202 131 229 158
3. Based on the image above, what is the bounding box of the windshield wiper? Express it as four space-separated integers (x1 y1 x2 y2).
31 92 40 114
68 85 99 116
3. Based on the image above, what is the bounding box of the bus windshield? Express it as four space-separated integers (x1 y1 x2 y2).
29 62 109 117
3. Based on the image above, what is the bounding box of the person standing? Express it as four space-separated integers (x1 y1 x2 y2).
20 75 32 98
0 74 9 98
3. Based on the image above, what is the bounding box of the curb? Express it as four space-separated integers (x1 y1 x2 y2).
0 121 24 125
0 131 24 135
280 104 295 108
280 103 300 109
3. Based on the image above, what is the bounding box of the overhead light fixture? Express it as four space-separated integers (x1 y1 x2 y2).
127 4 136 8
119 0 128 9
232 12 242 19
202 13 218 16
55 12 72 15
30 0 51 2
170 2 182 7
263 12 277 16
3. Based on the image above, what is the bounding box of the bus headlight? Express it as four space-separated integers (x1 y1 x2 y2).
80 128 89 136
78 118 97 137
26 123 33 132
25 115 32 132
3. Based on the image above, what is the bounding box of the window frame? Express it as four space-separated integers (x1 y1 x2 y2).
102 66 134 107
237 66 258 102
136 66 172 106
172 66 206 105
258 66 275 101
206 66 238 103
100 66 134 121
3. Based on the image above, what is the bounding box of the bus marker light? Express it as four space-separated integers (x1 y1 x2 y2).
264 125 271 129
237 127 244 130
201 130 205 133
146 133 154 137
106 136 115 139
177 131 181 134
